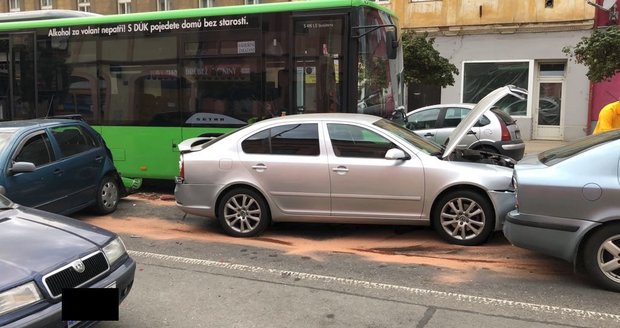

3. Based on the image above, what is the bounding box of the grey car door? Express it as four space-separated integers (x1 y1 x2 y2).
326 123 424 220
406 107 440 144
239 123 330 216
435 107 481 148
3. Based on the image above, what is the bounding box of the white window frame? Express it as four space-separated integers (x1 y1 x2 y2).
40 0 52 9
118 0 131 14
199 0 213 8
77 0 90 12
158 0 171 11
9 0 20 12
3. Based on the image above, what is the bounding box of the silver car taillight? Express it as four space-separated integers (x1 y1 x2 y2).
178 155 185 182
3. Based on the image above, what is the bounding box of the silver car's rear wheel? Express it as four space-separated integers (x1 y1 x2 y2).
217 188 270 237
432 190 494 246
583 224 620 292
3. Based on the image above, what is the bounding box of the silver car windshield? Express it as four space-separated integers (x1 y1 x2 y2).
374 118 443 155
538 130 620 165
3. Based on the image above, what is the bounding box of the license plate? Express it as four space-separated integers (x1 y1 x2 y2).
65 282 116 327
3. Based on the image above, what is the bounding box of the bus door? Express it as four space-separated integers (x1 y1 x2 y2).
0 33 36 121
292 16 346 115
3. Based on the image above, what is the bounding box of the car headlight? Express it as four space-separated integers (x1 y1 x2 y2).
103 237 127 265
0 282 42 316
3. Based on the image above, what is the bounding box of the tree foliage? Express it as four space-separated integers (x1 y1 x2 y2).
402 31 459 87
563 26 620 82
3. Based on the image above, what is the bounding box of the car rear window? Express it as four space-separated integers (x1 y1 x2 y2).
538 130 620 165
490 108 516 125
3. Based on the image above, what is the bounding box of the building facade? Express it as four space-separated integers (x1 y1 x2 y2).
386 0 604 141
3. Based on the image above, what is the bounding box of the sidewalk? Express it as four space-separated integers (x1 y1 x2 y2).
524 139 568 154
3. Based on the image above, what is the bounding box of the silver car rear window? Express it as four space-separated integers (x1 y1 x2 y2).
538 130 620 165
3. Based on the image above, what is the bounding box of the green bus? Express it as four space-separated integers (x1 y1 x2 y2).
0 0 404 189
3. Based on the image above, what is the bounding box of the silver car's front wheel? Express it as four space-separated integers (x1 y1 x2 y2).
217 188 271 237
432 190 494 246
584 224 620 292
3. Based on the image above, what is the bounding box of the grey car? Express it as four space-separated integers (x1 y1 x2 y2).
503 130 620 292
406 104 525 160
175 87 520 246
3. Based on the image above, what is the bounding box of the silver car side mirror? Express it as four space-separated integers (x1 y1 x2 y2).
385 148 410 160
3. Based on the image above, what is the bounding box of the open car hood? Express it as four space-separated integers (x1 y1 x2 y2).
443 85 527 159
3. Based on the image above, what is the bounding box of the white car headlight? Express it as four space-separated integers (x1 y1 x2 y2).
0 282 42 316
103 237 127 265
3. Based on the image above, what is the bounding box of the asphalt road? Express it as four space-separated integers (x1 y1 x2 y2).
77 190 620 328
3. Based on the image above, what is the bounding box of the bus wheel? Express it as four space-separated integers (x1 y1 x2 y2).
217 188 270 237
93 175 120 215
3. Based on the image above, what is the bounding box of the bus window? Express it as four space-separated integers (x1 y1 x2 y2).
36 37 98 122
357 8 397 118
99 35 179 125
182 28 262 127
293 17 344 115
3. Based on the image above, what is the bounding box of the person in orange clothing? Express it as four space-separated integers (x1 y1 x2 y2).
593 101 620 134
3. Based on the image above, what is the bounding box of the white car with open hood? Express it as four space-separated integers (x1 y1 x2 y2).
174 86 522 245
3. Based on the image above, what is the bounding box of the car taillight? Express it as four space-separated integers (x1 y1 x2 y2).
500 120 511 141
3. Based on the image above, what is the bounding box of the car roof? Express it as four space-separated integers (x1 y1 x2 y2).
250 113 382 127
407 104 476 115
0 118 82 131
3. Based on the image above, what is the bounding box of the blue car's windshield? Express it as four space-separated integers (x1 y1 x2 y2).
538 130 620 165
374 118 443 155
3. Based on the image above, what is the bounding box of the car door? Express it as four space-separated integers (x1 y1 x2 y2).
239 122 330 216
435 107 481 148
406 107 440 144
3 130 66 212
326 122 425 220
49 124 106 210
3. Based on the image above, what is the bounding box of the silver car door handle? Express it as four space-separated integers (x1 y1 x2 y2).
252 164 267 171
332 166 349 173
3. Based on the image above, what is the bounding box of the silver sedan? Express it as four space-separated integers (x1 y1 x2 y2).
503 130 620 291
175 95 518 246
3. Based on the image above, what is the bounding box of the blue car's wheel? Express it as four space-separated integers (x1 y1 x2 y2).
93 175 119 214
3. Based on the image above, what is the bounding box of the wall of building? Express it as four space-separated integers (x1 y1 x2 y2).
389 0 596 31
434 30 591 140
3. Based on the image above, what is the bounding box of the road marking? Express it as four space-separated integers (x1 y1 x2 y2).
129 250 620 323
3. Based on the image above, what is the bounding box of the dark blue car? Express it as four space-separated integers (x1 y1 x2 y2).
0 119 124 215
0 194 135 327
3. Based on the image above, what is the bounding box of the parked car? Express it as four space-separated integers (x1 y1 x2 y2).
175 86 521 246
503 130 620 292
405 103 525 160
0 193 135 327
0 118 124 215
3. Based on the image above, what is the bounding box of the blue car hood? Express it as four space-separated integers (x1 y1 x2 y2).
0 206 115 290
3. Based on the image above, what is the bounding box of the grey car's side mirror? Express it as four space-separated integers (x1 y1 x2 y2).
385 148 410 160
9 162 36 175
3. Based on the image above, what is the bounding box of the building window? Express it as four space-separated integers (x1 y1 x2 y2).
9 0 20 12
77 0 90 12
158 0 171 11
199 0 213 8
118 0 131 14
41 0 52 9
244 0 259 4
463 61 531 115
